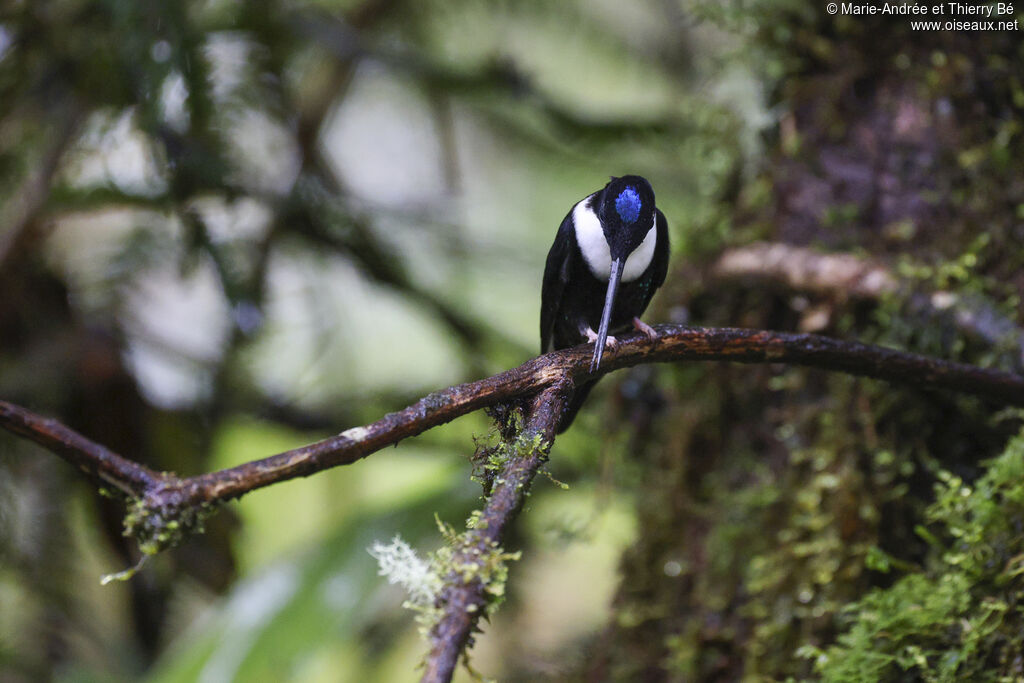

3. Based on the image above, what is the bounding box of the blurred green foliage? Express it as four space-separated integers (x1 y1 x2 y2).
1 0 731 680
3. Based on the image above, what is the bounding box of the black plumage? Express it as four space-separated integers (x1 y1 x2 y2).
540 175 669 432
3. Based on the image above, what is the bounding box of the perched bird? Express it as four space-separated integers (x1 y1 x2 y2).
540 175 670 431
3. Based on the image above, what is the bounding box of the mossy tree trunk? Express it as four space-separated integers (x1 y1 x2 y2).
577 4 1024 680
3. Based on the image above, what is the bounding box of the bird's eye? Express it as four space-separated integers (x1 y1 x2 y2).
615 186 641 224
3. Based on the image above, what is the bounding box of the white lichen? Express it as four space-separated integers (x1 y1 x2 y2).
368 535 441 607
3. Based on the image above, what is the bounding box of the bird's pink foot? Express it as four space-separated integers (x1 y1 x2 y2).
585 327 618 348
632 317 658 340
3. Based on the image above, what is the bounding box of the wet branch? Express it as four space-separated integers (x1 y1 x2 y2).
421 383 568 683
0 401 162 497
3 325 1024 512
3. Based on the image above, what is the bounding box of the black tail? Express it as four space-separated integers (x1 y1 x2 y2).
557 379 599 433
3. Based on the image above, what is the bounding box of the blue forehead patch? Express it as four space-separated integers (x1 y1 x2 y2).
615 186 641 223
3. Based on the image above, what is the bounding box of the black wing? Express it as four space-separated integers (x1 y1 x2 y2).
641 208 670 310
634 209 675 313
540 210 577 354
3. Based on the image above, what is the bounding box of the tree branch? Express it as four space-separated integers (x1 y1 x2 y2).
3 326 1024 509
421 383 568 683
711 241 899 298
711 242 1024 370
4 324 1024 679
0 401 162 497
0 321 1021 603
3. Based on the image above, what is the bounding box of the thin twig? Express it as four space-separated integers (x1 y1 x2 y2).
0 401 161 497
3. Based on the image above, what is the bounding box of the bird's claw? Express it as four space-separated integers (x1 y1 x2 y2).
632 317 658 340
585 328 617 348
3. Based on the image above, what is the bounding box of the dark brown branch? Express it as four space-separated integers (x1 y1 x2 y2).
3 326 1024 512
421 383 569 683
0 401 162 497
4 325 1024 681
148 328 1024 512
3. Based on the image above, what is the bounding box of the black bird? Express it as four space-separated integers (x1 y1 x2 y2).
540 175 670 431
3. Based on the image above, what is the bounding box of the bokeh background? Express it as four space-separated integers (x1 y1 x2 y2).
2 0 1024 681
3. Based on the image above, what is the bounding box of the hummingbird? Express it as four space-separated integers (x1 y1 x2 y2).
540 175 669 431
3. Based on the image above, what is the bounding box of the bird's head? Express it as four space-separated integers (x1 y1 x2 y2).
586 175 657 372
598 175 656 261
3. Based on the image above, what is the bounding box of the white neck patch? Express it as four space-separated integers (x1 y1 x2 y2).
572 196 657 282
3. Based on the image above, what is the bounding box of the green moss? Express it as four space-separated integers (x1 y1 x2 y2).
99 494 217 584
804 430 1024 681
122 495 217 558
418 514 521 639
414 410 548 642
471 409 548 491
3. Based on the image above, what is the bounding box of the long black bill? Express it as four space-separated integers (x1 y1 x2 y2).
591 257 625 372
